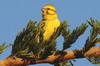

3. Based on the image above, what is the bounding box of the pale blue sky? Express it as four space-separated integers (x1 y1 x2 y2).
0 0 100 66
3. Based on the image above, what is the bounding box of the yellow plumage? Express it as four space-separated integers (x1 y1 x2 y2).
38 4 60 41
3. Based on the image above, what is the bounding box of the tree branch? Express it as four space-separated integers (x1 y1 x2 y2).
0 47 100 66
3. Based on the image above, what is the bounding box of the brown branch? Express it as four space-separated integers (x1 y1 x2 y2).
0 47 100 66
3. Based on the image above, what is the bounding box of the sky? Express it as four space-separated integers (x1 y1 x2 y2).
0 0 100 66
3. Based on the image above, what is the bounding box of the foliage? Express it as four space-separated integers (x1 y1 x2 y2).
9 18 100 66
82 18 100 65
87 56 100 64
83 18 100 52
11 20 68 59
54 60 75 66
0 43 12 54
11 19 37 57
62 23 88 50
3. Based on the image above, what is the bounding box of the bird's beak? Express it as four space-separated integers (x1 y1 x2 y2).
41 8 46 12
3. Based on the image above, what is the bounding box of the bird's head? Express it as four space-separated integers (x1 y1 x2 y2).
41 4 58 20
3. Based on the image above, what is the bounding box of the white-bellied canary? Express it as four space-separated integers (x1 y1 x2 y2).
38 4 60 42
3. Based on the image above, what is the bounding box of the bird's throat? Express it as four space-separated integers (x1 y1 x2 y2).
42 13 58 20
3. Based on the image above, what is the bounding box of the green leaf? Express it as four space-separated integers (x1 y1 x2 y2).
12 19 36 56
83 18 100 52
87 56 100 64
0 43 12 54
63 23 88 50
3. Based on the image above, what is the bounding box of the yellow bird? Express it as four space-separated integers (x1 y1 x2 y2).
38 4 60 42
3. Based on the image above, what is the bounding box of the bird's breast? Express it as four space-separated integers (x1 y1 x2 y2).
43 20 60 30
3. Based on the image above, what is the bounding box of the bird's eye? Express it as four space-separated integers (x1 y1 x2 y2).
47 8 50 10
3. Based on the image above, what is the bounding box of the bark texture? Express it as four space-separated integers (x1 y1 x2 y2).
0 47 100 66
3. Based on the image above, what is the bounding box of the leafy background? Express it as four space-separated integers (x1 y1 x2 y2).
0 0 100 66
